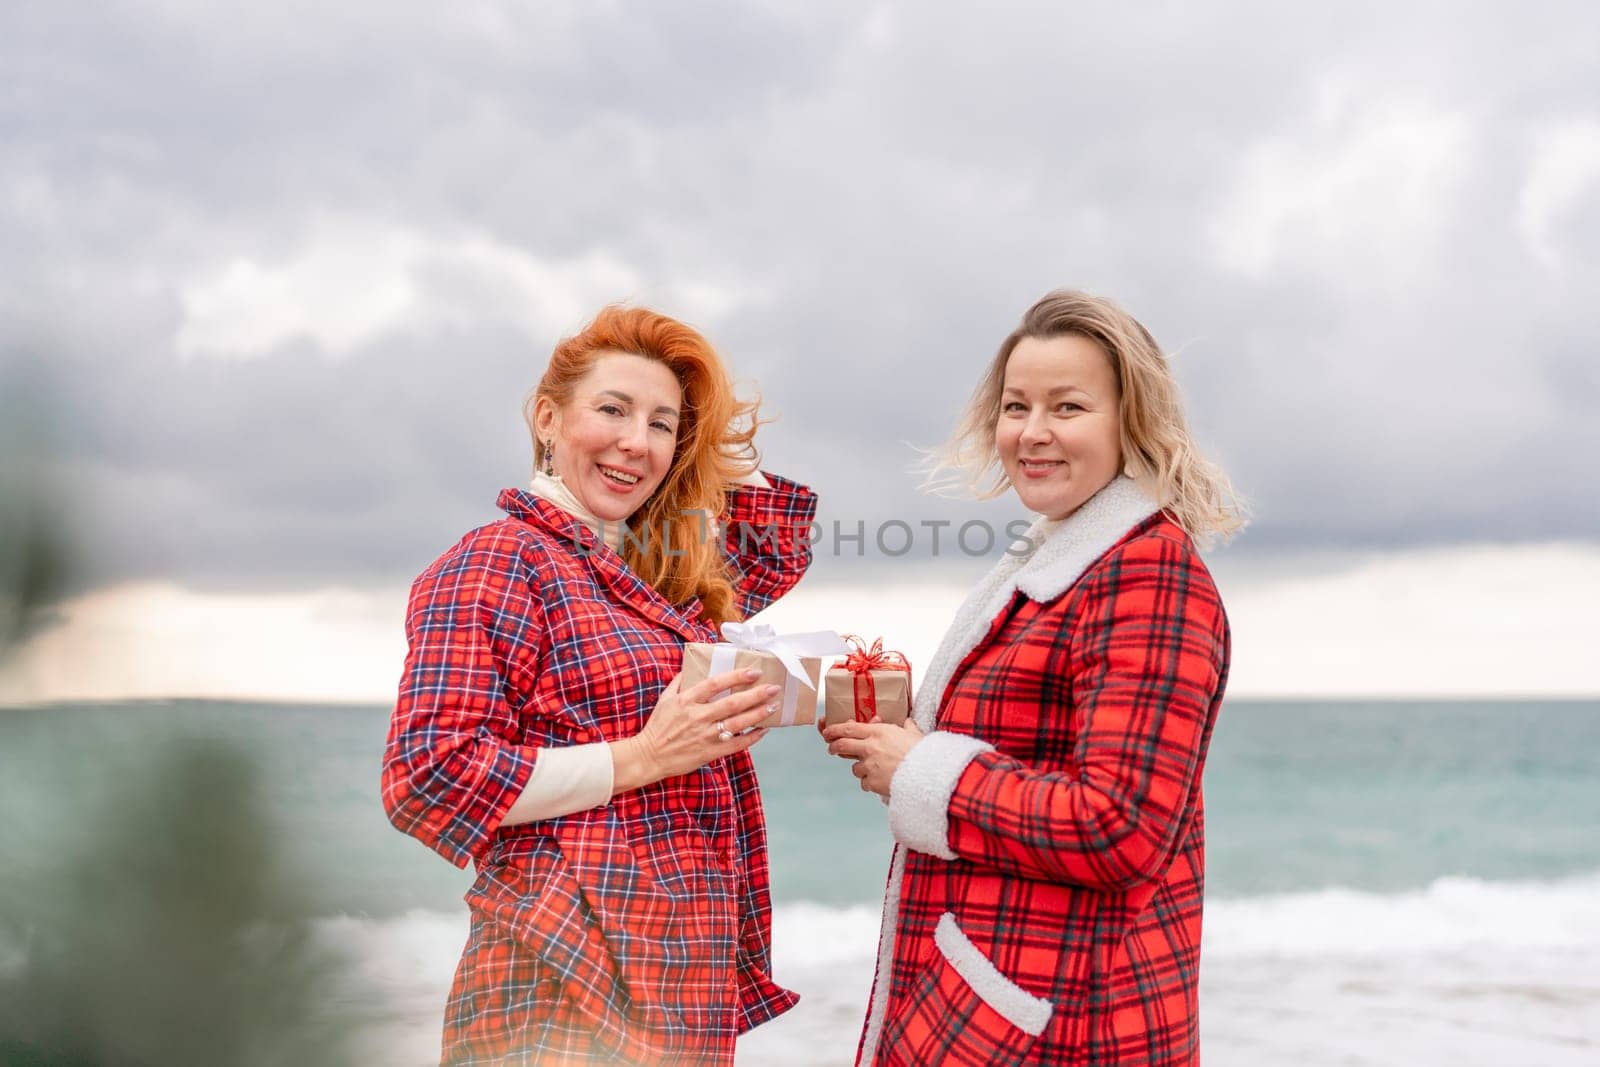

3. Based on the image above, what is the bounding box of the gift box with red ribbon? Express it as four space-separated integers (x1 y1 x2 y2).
823 634 913 726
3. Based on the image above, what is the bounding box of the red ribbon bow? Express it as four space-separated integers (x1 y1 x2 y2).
837 634 912 723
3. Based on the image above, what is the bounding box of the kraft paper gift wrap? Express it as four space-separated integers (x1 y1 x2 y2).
678 623 848 728
823 635 913 726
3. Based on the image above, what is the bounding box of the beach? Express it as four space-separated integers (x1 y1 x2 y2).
3 699 1597 1064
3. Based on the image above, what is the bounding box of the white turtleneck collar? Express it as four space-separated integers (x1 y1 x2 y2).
527 471 627 552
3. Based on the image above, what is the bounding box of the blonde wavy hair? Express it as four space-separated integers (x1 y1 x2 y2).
524 305 762 624
927 289 1246 546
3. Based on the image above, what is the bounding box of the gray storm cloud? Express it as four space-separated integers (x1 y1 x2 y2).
3 0 1597 596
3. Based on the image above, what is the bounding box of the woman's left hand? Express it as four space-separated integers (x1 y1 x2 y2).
822 718 925 798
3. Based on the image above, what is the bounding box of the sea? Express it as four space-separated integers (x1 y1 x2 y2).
1 699 1596 1066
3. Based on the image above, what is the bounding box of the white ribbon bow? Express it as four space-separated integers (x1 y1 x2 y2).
707 623 850 725
716 622 849 689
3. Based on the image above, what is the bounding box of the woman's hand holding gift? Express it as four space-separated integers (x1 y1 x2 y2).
611 667 778 793
823 717 925 798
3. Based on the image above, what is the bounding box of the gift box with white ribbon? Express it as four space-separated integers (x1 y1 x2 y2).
679 622 849 728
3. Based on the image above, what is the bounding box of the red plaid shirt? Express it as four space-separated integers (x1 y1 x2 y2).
381 475 815 1065
868 515 1229 1066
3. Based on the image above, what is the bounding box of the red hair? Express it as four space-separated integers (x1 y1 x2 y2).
523 306 761 625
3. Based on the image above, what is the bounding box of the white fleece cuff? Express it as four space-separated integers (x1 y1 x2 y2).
887 730 993 859
502 741 614 825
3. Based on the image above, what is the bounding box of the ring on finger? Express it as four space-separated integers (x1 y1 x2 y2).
715 721 734 742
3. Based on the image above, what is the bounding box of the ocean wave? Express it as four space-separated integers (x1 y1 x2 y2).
6 869 1591 982
296 868 1600 975
762 871 1600 969
288 868 1600 1020
1204 869 1600 957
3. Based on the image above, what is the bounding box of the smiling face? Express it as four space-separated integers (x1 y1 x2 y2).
996 333 1124 520
534 351 683 523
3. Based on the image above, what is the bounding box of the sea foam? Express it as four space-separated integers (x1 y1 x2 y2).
306 871 1600 1065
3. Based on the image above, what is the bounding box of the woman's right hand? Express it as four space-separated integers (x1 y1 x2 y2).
609 667 780 795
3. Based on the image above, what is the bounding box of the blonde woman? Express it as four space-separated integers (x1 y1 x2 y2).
826 290 1244 1066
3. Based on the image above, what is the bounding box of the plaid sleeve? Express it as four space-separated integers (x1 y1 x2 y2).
942 533 1227 890
722 471 817 618
381 524 546 869
724 747 802 1031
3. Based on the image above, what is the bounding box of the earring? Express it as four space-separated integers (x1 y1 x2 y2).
541 441 555 477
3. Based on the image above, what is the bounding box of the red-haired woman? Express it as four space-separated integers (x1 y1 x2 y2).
382 306 813 1065
826 290 1244 1065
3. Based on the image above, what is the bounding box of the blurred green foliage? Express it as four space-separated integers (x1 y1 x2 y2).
0 392 72 653
1 374 360 1065
0 739 359 1066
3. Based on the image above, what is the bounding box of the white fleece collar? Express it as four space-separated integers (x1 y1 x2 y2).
909 476 1159 732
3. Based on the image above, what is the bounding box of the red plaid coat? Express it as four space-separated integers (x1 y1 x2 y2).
858 479 1230 1066
381 475 816 1065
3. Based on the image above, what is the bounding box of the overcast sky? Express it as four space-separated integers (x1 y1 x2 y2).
4 0 1598 607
